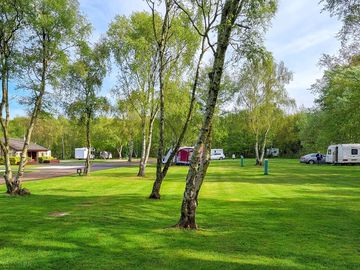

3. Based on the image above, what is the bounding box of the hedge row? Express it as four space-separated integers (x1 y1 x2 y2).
0 156 21 165
38 156 55 163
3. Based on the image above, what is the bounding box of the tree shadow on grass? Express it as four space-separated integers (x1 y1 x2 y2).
0 190 359 269
96 161 360 188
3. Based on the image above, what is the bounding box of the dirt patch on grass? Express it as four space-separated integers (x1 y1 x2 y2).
48 212 70 217
77 202 94 207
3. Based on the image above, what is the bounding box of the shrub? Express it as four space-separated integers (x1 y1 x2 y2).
38 156 55 163
9 156 20 165
0 156 32 165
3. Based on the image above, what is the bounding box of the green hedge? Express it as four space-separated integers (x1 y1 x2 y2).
0 156 21 165
38 156 55 163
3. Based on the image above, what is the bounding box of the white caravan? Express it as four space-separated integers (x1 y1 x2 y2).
211 149 225 160
266 148 279 157
326 144 360 164
75 147 95 160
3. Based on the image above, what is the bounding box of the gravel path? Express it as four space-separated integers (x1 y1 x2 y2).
0 161 137 184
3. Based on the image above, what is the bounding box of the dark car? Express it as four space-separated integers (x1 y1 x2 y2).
300 153 326 164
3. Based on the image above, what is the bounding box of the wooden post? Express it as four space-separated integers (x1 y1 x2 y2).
264 159 269 175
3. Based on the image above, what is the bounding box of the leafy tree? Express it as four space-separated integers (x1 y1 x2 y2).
0 0 28 194
177 0 277 229
107 12 159 176
146 0 200 198
308 56 360 149
148 0 213 199
63 41 109 175
212 111 254 157
235 55 293 165
321 0 360 46
298 109 328 153
115 99 141 162
4 0 88 195
272 112 303 157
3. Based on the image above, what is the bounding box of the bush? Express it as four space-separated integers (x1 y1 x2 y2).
0 156 32 165
9 156 20 165
38 156 55 163
0 156 20 165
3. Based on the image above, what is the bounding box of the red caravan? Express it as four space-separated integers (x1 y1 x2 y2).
162 147 195 165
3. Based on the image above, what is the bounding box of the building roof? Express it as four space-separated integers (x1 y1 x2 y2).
4 138 48 152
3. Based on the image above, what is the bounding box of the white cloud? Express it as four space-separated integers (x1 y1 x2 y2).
264 0 342 108
286 68 324 108
272 29 335 56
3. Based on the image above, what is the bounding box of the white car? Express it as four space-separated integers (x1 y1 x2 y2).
211 149 225 160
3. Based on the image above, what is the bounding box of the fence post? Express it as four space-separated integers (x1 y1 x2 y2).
264 159 269 175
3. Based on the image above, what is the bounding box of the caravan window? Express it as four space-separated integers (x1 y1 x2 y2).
351 149 358 155
327 149 331 155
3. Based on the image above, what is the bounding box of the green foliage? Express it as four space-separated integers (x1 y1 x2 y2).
10 156 20 165
20 0 91 98
0 156 20 165
233 54 294 159
272 112 304 156
212 111 253 156
91 117 127 154
321 0 360 43
63 40 110 148
107 11 200 159
38 156 55 163
9 116 84 159
304 56 360 152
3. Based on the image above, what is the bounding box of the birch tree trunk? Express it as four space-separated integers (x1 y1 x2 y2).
10 29 51 195
0 60 13 193
0 0 24 194
255 133 261 165
61 134 65 160
83 112 91 176
194 124 212 203
140 110 157 177
137 118 147 176
128 136 134 162
149 39 206 199
259 127 270 165
154 2 170 198
117 145 123 159
176 0 242 228
11 56 48 194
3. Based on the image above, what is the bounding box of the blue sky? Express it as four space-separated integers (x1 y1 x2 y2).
265 0 341 108
10 0 342 117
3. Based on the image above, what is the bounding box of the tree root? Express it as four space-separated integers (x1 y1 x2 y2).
174 221 198 230
7 188 31 196
149 192 160 200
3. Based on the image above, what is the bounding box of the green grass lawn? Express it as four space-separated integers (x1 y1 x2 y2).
0 159 359 269
0 164 40 172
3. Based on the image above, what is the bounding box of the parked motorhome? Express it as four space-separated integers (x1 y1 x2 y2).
75 147 95 160
326 144 360 164
176 147 194 165
163 147 224 164
266 148 279 157
162 147 194 165
162 148 174 164
100 151 112 159
211 149 225 160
